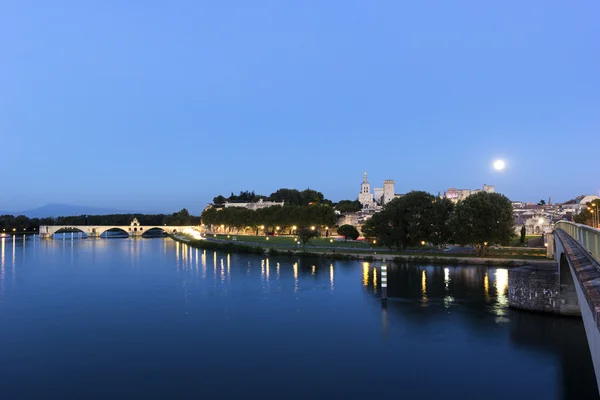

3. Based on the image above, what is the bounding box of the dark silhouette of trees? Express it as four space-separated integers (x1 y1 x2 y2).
297 227 320 244
451 192 515 256
337 224 360 241
335 200 362 213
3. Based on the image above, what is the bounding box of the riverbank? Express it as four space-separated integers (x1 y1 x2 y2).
171 234 555 267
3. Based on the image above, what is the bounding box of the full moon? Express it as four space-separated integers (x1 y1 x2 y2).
493 160 505 171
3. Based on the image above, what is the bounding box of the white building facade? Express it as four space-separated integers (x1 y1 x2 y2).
223 198 284 210
357 172 403 209
358 172 375 209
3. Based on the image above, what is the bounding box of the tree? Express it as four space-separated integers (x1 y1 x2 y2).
200 204 336 235
228 191 263 203
297 227 319 244
268 188 301 205
520 225 526 244
166 208 191 225
213 195 227 205
574 200 600 227
335 200 362 213
361 212 397 251
337 224 359 241
451 192 515 256
429 197 454 250
361 191 436 252
538 199 546 205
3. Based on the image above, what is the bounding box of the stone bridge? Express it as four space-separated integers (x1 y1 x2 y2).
549 221 600 393
39 218 200 238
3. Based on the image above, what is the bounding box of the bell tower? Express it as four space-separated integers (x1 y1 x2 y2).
358 171 374 208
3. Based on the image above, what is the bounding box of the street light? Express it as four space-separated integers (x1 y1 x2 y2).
589 204 599 228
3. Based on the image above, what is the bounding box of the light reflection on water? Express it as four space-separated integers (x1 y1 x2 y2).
0 237 597 399
293 262 298 293
484 272 490 302
373 267 377 294
330 264 334 290
421 270 427 303
0 238 523 316
444 267 454 308
1 238 4 295
494 268 509 321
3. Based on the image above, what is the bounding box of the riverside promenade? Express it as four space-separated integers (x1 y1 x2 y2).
173 234 555 267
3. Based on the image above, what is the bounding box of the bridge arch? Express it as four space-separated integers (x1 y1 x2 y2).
51 227 88 238
559 252 579 313
141 227 170 237
97 227 130 238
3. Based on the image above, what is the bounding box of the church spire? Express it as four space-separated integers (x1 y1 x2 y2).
363 171 368 183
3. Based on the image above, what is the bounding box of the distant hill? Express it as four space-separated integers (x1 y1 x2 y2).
12 204 140 218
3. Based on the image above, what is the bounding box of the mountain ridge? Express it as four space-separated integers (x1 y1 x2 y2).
4 204 143 218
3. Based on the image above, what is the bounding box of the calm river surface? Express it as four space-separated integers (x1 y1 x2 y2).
0 236 597 399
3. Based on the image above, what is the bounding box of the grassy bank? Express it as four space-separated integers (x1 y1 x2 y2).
206 233 546 258
171 234 553 267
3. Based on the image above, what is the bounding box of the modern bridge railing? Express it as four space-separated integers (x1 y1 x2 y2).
555 221 600 264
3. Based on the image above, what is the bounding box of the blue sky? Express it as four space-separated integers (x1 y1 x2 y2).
2 0 599 214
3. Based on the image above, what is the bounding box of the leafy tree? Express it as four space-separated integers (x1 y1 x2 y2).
337 224 359 241
300 189 326 205
335 200 362 213
451 192 515 256
227 191 266 203
268 188 331 206
268 188 302 205
573 200 600 227
200 204 336 235
361 212 397 251
213 195 227 205
429 197 454 250
520 225 526 244
361 191 435 251
297 227 320 244
538 199 546 205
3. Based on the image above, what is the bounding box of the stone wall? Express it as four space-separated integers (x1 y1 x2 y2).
508 265 563 314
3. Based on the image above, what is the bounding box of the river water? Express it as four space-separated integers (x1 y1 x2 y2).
0 236 597 399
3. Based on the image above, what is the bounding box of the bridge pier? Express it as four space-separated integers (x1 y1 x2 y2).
508 264 580 316
545 231 555 259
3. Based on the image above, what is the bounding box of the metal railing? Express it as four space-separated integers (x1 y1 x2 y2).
555 221 600 264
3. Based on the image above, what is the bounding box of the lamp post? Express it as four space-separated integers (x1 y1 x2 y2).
588 205 599 228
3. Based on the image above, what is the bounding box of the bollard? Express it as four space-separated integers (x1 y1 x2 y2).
381 264 387 308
